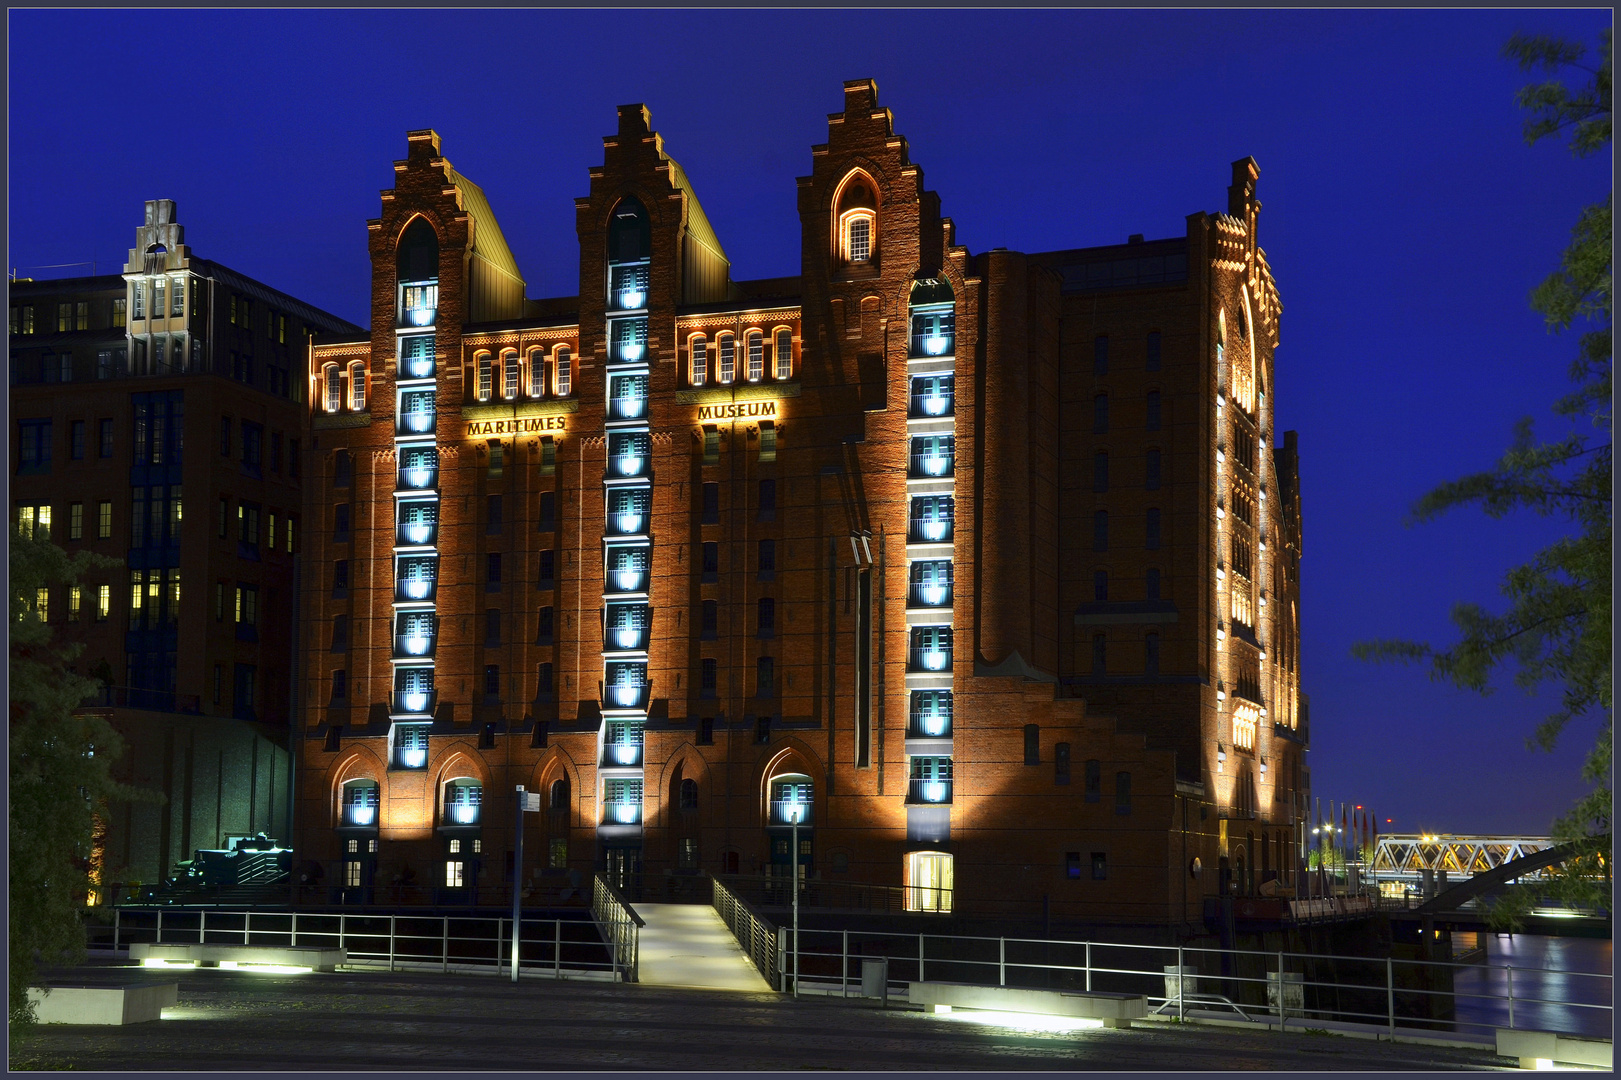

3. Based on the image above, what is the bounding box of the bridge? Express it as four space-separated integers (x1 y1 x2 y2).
1366 834 1557 894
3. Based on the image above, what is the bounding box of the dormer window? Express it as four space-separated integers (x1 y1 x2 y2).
835 174 879 269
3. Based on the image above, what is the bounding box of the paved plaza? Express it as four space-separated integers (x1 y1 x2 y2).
13 961 1514 1072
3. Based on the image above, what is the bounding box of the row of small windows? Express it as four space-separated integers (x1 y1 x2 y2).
688 330 793 387
475 346 573 402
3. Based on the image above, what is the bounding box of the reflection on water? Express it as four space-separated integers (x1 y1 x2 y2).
1452 933 1612 1038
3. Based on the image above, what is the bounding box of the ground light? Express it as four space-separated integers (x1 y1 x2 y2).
925 1008 1107 1033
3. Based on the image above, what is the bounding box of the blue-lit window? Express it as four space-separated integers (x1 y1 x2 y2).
613 264 649 311
395 611 436 658
910 308 955 357
610 373 647 419
910 626 952 672
605 778 642 825
607 545 649 594
605 603 649 652
608 487 649 536
605 720 643 766
400 282 437 327
608 431 650 479
909 375 954 418
400 335 435 380
771 779 813 825
395 555 437 601
909 435 955 479
908 560 953 608
398 444 438 490
909 756 953 803
909 690 953 738
909 495 954 543
393 669 435 722
613 318 647 364
606 661 646 709
392 720 430 768
445 779 481 825
398 389 436 435
343 780 379 827
397 499 438 546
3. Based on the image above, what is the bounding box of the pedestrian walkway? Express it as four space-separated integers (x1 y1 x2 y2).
633 902 773 991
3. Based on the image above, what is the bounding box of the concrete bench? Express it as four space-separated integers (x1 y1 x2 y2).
27 982 178 1025
129 942 346 972
909 981 1148 1028
1496 1029 1612 1070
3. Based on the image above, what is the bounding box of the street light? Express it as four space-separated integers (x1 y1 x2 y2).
784 801 804 999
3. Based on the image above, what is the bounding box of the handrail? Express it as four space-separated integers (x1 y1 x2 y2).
591 874 641 982
712 875 779 989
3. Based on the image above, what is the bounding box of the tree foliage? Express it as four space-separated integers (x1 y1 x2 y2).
1353 31 1612 925
8 535 152 1033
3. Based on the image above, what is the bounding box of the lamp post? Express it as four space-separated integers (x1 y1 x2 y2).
787 801 802 999
511 785 540 983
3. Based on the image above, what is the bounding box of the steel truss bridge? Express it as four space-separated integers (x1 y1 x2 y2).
1366 834 1556 888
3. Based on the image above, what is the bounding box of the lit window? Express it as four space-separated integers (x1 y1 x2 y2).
445 779 482 825
746 332 763 382
112 299 126 328
348 362 366 411
476 353 492 402
527 348 546 397
322 363 341 413
503 351 519 400
845 214 873 263
346 862 363 888
96 584 110 621
343 780 380 827
68 585 82 621
69 502 84 540
554 347 571 396
774 329 792 379
171 281 184 319
445 861 464 888
905 851 953 913
689 337 708 387
909 756 953 803
717 336 735 384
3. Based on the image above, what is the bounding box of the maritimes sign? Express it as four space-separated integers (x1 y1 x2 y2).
697 401 778 421
466 417 568 436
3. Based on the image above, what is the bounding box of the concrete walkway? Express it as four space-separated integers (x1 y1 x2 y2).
633 902 773 991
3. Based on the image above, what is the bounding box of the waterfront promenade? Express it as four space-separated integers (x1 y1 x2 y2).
13 961 1513 1072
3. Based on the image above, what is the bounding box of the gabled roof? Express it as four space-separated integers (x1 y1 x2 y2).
446 166 524 285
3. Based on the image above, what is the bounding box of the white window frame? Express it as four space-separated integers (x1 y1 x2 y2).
475 352 492 402
774 329 793 379
842 211 875 264
554 346 572 397
528 348 546 397
746 332 763 382
347 361 366 411
689 337 708 387
717 335 735 385
502 350 519 400
322 363 341 413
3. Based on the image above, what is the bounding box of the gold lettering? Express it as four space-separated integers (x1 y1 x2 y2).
466 416 566 439
697 400 779 422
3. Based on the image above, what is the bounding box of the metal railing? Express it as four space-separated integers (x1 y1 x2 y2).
590 874 642 983
714 873 951 916
781 927 1613 1040
712 876 780 988
93 907 629 980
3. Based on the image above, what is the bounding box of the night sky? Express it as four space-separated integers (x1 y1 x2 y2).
10 9 1610 837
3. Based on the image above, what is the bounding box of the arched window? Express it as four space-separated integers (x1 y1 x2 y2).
909 279 955 357
773 328 793 379
716 335 735 385
444 778 482 825
527 347 546 397
347 361 367 411
550 777 570 811
322 362 341 413
397 217 439 327
689 335 708 387
746 331 764 382
679 778 698 810
502 350 519 400
475 352 492 402
342 779 379 827
554 346 572 397
836 175 878 267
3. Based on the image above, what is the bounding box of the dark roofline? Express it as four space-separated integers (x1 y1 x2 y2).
189 258 363 334
8 273 128 293
1029 235 1187 263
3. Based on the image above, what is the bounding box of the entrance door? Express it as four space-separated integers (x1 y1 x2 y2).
603 845 642 898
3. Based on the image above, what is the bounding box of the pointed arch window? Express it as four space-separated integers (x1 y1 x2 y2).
836 175 879 268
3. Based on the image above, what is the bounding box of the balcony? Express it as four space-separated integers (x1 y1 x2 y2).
396 406 436 436
444 801 481 827
603 623 650 653
908 645 953 673
907 778 954 805
907 580 953 609
393 621 437 658
607 436 651 480
603 683 650 712
398 351 436 381
397 453 439 491
609 318 648 365
399 281 438 328
394 574 437 603
769 800 814 827
603 802 642 826
395 517 438 548
390 690 437 719
908 712 952 739
606 498 649 537
908 517 953 545
602 741 644 768
608 393 647 421
605 566 649 595
610 265 649 312
341 801 379 829
909 439 955 479
908 385 955 418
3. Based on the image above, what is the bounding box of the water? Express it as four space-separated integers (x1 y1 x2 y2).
1452 933 1612 1038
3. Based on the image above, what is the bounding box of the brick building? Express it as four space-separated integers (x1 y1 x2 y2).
299 80 1308 929
9 200 361 890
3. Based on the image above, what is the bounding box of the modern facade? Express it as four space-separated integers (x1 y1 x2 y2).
9 200 362 891
298 81 1307 929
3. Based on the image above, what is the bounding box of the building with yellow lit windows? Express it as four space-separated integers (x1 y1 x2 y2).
297 80 1307 931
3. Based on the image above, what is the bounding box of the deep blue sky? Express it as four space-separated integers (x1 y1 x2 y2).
10 9 1610 836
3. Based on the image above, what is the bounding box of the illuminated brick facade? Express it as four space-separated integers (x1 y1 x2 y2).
299 81 1307 928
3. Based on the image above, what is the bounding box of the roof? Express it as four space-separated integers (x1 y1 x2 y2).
189 259 362 333
663 157 727 266
445 166 524 286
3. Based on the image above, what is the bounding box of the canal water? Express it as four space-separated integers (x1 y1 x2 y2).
1452 933 1612 1038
